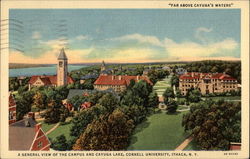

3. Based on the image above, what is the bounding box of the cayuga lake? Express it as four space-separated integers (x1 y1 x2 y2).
9 65 88 77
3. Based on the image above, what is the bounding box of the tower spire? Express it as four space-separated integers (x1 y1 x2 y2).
58 48 68 60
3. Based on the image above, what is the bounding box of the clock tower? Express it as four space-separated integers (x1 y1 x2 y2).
57 48 68 86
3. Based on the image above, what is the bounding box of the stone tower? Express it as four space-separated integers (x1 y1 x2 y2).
101 60 106 71
57 48 68 86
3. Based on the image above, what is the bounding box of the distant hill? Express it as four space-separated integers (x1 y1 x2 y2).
9 63 53 69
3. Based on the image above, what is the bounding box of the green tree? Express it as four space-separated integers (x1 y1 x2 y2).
166 99 178 114
171 75 179 87
70 104 108 138
163 87 175 104
32 92 46 112
186 89 201 103
73 109 134 150
15 91 34 120
43 99 62 123
98 93 119 111
148 91 159 108
182 100 241 150
51 135 69 151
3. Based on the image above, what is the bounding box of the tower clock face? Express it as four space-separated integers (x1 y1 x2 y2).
59 61 63 67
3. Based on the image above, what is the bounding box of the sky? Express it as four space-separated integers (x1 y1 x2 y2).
9 9 240 64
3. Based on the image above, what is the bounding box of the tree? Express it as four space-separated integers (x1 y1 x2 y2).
73 109 134 150
32 92 46 112
186 89 201 103
98 93 119 111
182 100 241 150
15 91 34 120
166 99 178 113
121 80 152 108
70 104 108 138
171 75 179 87
51 135 69 151
43 99 62 123
163 87 175 104
148 91 159 108
118 105 147 125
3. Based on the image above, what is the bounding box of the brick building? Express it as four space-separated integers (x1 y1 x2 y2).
9 93 17 124
179 72 239 95
94 75 152 93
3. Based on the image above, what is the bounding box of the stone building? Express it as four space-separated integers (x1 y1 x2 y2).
94 75 153 93
179 72 239 95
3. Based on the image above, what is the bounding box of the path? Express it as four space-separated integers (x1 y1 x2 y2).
175 136 193 150
45 122 60 135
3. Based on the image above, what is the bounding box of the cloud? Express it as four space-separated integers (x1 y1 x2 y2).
10 48 93 64
32 31 42 40
75 35 90 41
110 33 164 47
194 27 213 43
10 32 240 64
109 33 239 60
164 37 239 59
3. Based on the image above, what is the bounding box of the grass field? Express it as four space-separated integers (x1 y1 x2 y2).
40 122 56 133
127 111 189 150
47 122 73 140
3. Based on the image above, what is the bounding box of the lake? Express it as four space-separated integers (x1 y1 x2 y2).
9 65 88 77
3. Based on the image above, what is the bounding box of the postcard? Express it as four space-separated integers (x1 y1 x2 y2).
0 0 249 159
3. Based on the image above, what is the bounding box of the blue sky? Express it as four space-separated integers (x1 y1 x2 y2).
9 9 240 64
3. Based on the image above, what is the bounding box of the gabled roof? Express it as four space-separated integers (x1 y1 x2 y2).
9 118 37 150
94 75 153 86
66 89 98 100
57 48 68 60
80 74 98 80
179 72 237 81
29 75 74 85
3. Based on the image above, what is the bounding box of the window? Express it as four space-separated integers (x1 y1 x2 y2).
38 141 43 148
59 61 63 67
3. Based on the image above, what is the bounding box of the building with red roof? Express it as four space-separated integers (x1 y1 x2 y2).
94 75 153 93
9 92 17 124
28 48 74 90
179 72 239 95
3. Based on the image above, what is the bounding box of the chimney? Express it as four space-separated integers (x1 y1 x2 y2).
136 75 140 80
28 112 35 120
200 73 203 78
118 75 122 80
24 118 31 127
191 72 194 77
35 123 42 132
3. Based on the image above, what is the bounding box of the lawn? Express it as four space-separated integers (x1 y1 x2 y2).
39 122 56 133
153 76 172 96
127 111 189 150
47 122 73 140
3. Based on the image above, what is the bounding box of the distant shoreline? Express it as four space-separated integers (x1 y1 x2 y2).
9 63 53 69
9 63 88 69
